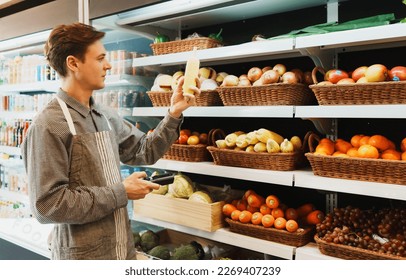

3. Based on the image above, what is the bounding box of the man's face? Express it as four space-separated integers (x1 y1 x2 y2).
76 40 111 91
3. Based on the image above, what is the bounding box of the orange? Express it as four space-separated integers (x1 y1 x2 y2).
271 207 285 219
359 135 371 146
239 210 253 223
285 219 299 233
243 189 257 200
332 151 350 158
261 214 275 228
274 217 287 230
306 210 325 225
346 147 359 157
265 195 280 209
296 203 315 217
402 151 406 161
230 210 241 221
251 212 263 225
381 149 401 160
368 135 390 151
357 144 379 159
236 199 248 211
222 203 237 217
334 140 352 153
388 140 396 150
319 138 334 145
350 134 365 148
246 205 259 213
259 204 272 215
315 142 334 156
401 138 406 152
247 193 265 208
231 199 239 206
285 208 298 220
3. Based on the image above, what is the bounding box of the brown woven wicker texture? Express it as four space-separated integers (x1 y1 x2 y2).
226 218 313 247
306 153 406 185
309 80 406 105
150 37 222 55
315 235 405 260
217 83 316 106
163 144 210 162
207 146 305 171
147 90 222 107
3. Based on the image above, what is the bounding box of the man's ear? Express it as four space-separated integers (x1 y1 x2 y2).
66 55 79 72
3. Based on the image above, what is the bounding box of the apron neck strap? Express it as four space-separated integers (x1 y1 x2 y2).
56 96 77 135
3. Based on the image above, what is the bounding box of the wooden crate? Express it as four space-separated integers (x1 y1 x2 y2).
133 193 225 232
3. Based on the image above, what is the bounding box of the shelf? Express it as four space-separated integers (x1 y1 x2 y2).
295 105 406 119
295 242 340 260
142 159 295 187
0 218 52 258
295 23 406 51
132 106 295 118
0 146 21 156
133 214 296 260
0 111 36 119
294 169 406 200
0 74 153 93
132 38 299 67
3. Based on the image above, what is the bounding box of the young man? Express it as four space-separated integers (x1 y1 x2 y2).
21 22 199 260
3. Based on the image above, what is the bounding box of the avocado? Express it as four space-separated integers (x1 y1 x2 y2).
148 245 171 260
133 232 141 247
140 230 160 252
171 244 199 260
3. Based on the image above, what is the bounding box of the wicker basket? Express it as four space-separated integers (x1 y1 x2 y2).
306 152 406 185
309 66 406 105
315 235 406 260
207 146 305 171
217 83 316 106
150 37 222 55
226 218 314 247
163 144 210 162
147 90 222 107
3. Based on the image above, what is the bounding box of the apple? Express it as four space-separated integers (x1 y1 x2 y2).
365 64 388 82
273 63 287 76
238 78 251 86
261 69 280 84
337 78 355 84
303 71 313 85
178 134 189 144
324 69 349 84
180 129 191 136
356 77 368 83
215 72 228 84
199 67 216 80
247 67 263 82
317 81 333 85
290 68 304 83
198 133 208 144
221 75 239 86
281 71 299 84
389 66 406 81
351 66 368 82
187 135 200 145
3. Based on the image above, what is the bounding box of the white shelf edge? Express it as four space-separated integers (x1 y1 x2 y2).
294 169 406 200
0 145 21 156
132 38 297 67
0 189 29 204
141 159 295 187
295 23 406 49
132 106 295 118
133 214 295 260
0 111 36 119
295 105 406 119
295 242 340 260
0 218 52 258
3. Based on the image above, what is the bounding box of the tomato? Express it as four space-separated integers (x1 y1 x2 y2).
325 69 349 84
178 134 189 144
180 129 191 136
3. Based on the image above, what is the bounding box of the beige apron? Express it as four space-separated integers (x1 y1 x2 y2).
49 97 134 259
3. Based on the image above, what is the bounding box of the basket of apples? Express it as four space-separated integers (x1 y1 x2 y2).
309 65 406 105
216 64 316 106
162 129 211 162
